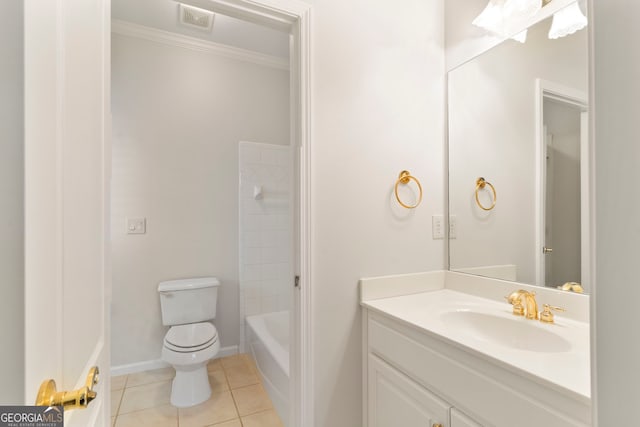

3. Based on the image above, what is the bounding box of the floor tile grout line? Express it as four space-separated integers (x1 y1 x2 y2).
115 387 125 417
226 368 243 421
111 353 276 425
241 408 283 426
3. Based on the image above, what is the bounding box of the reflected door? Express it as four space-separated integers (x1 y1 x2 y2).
541 96 585 288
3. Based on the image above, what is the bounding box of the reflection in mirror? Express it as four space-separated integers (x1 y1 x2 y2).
448 4 589 292
0 0 25 404
540 89 588 290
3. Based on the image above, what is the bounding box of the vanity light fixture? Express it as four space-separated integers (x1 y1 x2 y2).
472 0 506 35
548 2 587 39
473 0 541 43
473 0 587 43
503 0 542 22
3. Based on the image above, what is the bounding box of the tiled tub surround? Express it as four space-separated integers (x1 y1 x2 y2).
110 354 284 427
238 142 292 352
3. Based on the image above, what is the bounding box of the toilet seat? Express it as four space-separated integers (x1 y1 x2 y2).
164 322 218 353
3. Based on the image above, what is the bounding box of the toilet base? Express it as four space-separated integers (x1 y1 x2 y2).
170 364 211 408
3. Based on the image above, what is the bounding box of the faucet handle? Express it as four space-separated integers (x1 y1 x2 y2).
540 304 565 324
504 291 526 316
504 290 527 304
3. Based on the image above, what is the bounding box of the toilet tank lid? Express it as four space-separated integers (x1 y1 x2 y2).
158 277 220 292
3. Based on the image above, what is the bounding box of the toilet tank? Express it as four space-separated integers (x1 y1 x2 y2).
158 277 220 326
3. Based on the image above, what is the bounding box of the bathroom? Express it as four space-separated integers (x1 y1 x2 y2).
2 0 639 426
109 0 294 424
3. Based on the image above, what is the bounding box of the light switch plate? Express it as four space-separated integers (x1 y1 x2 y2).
432 215 444 239
127 217 146 234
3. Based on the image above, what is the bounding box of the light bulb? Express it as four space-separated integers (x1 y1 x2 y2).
549 2 588 39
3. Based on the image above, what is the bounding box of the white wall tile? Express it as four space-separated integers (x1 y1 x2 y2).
261 296 278 313
242 231 262 248
262 247 288 264
261 264 280 281
241 265 262 282
239 143 292 326
261 148 279 165
244 297 261 316
241 247 262 265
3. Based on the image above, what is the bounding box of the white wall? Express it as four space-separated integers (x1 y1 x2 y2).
448 18 587 284
591 1 640 424
306 0 446 425
0 0 24 404
111 33 289 366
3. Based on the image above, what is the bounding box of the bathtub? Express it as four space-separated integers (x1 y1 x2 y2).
246 311 289 425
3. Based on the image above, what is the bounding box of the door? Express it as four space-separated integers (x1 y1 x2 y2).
368 355 449 427
24 0 110 426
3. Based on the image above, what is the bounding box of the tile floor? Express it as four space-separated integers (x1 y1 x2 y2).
111 353 284 427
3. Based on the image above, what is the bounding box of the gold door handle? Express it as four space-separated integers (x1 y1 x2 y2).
543 247 553 254
36 366 99 410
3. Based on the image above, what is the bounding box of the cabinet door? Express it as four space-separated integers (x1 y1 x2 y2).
451 408 483 427
368 354 450 427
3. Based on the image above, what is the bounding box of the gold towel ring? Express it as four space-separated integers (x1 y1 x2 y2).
394 170 423 209
475 177 496 211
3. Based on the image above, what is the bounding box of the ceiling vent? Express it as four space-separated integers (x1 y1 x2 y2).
178 3 215 32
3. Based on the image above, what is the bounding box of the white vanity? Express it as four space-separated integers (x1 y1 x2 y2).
360 271 591 427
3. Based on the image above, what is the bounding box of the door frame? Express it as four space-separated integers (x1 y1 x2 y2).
177 1 313 425
535 79 588 289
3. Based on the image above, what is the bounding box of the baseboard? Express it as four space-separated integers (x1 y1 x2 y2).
111 345 240 376
217 345 240 359
111 359 170 377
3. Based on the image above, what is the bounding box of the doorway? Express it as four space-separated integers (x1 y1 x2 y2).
535 79 589 291
110 0 310 426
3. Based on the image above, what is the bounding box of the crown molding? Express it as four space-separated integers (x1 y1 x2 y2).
111 19 289 71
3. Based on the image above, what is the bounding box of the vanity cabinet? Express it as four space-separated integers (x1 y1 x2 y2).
362 309 590 427
368 354 449 427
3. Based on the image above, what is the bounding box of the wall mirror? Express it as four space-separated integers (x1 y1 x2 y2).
447 4 589 292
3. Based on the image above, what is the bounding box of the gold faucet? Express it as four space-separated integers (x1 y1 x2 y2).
504 290 539 320
558 282 584 293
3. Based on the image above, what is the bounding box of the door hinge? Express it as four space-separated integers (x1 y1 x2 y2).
294 275 300 288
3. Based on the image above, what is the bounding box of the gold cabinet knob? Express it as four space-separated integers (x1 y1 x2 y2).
433 424 443 427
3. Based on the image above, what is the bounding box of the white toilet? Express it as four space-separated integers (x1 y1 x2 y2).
158 277 221 408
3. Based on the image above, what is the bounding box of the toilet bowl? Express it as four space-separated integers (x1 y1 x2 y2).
162 322 220 407
158 277 221 408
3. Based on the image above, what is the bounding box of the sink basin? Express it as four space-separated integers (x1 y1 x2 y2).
440 310 572 353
